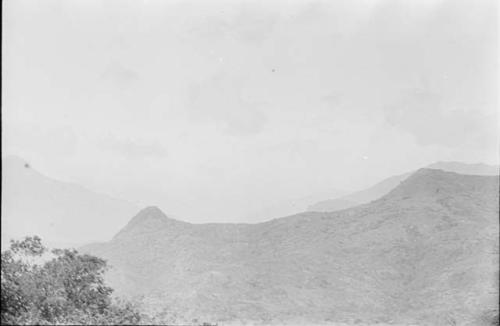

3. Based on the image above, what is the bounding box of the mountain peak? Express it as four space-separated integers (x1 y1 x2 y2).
112 206 185 240
126 206 170 225
383 168 499 201
136 206 166 217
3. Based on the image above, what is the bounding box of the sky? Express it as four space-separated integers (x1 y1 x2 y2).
2 0 499 223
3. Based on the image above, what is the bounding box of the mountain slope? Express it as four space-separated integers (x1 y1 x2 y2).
308 171 412 212
1 156 139 248
82 169 499 325
307 161 499 212
427 161 499 175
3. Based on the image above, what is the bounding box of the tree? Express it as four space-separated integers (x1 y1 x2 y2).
1 236 142 325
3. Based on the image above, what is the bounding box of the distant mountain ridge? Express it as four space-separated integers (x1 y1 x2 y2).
427 161 499 175
307 161 499 212
82 168 499 325
1 156 139 248
244 187 347 222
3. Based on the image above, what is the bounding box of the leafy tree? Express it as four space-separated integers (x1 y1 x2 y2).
1 236 143 325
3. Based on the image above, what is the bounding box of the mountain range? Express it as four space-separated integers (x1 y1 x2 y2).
307 161 499 213
1 156 139 248
82 168 500 325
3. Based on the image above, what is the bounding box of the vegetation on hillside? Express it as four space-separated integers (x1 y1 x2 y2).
82 170 499 325
1 236 143 325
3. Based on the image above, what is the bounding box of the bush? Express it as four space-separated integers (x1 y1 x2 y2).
1 236 143 325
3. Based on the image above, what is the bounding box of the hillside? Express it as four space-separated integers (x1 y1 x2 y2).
308 171 412 212
82 169 500 325
1 156 139 248
307 161 499 212
427 161 499 175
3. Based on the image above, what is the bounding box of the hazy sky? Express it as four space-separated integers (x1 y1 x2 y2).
2 0 498 223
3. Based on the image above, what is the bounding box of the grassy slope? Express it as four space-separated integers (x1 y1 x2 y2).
82 169 499 325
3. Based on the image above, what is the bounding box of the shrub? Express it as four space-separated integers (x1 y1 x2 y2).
1 236 143 325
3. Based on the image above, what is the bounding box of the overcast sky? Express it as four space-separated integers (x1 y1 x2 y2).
2 0 498 223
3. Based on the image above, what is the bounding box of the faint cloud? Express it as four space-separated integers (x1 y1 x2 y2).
322 91 344 108
292 1 332 24
187 73 267 136
100 135 168 159
223 107 267 136
385 88 498 149
100 62 140 90
230 6 278 43
265 139 320 159
185 4 278 44
6 125 78 157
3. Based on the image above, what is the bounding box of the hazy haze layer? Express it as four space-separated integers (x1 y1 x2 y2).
2 0 498 223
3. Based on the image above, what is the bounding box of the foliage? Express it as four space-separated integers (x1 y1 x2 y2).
479 309 500 326
1 236 143 325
